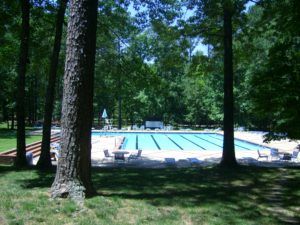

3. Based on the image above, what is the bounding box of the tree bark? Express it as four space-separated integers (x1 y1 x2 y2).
37 0 68 170
79 0 97 196
15 0 30 167
51 0 98 201
220 2 237 167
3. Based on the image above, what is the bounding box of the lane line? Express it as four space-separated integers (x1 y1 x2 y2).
207 134 251 150
166 135 183 150
179 135 206 150
136 135 139 150
151 135 161 150
193 135 223 148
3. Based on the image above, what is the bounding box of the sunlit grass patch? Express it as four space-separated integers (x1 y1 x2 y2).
0 126 42 152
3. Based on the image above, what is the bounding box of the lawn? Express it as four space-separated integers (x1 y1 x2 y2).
0 165 299 225
0 125 42 152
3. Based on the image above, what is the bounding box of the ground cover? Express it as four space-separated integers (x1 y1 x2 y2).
0 165 299 225
0 124 42 152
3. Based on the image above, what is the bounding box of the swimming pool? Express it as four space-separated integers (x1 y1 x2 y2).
92 132 267 151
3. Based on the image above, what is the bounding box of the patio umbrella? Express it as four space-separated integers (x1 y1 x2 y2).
102 108 108 119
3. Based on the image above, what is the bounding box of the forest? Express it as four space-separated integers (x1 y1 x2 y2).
0 0 299 140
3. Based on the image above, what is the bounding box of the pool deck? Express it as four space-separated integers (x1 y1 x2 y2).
89 131 299 168
32 130 299 168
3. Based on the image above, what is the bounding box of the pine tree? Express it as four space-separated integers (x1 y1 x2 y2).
15 0 30 167
37 0 68 170
51 0 98 200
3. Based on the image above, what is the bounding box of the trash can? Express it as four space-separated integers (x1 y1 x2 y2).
26 152 33 165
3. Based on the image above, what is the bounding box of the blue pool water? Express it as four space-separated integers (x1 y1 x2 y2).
92 132 267 151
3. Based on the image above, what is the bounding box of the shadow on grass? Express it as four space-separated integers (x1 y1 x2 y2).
0 165 56 188
0 129 17 139
91 166 300 224
2 164 300 224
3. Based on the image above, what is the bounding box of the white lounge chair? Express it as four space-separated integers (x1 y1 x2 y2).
257 150 268 161
291 150 299 162
165 158 176 166
50 149 60 161
50 142 61 161
283 150 299 162
270 148 280 160
188 158 202 165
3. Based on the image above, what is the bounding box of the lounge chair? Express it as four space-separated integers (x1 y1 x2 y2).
50 142 61 150
165 158 176 166
270 148 280 160
132 124 139 130
290 150 299 162
50 149 60 161
114 152 125 162
50 143 61 161
128 150 142 160
102 149 113 162
257 150 268 161
188 158 202 165
280 151 299 161
281 153 292 161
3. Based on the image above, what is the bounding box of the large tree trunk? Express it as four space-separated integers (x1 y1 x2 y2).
220 3 237 167
79 0 98 195
15 0 30 167
37 0 68 170
51 0 98 201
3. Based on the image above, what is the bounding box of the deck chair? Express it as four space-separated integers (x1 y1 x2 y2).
270 148 280 160
50 149 60 161
128 150 142 160
102 149 113 162
291 150 299 162
188 158 202 165
257 150 268 161
114 152 125 162
50 143 61 161
165 158 176 166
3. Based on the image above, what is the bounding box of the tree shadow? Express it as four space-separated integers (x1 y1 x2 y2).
0 128 17 139
0 165 56 188
90 166 300 224
6 164 300 224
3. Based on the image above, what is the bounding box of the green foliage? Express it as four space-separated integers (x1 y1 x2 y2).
235 0 300 140
0 0 63 125
0 0 299 139
251 37 300 140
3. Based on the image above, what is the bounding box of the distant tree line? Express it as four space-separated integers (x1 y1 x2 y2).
1 1 298 139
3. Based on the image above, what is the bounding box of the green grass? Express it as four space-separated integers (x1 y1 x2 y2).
0 124 42 152
0 165 299 225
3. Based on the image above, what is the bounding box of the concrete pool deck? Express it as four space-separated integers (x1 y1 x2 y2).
32 130 299 167
89 131 299 168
